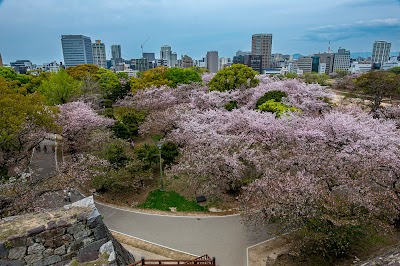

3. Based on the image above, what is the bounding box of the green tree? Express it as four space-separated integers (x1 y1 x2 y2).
116 72 129 79
161 141 179 165
95 69 122 100
356 71 400 112
38 69 82 105
66 64 99 79
165 68 202 88
0 82 56 176
208 64 259 92
103 142 129 168
388 66 400 75
302 73 329 86
130 67 173 92
134 144 159 170
256 90 288 109
112 107 146 139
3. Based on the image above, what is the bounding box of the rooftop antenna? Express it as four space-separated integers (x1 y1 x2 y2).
141 37 150 58
328 41 331 53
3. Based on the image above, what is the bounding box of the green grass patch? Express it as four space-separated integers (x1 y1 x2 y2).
138 190 207 212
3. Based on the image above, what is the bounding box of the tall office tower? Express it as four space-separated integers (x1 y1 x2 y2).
181 55 193 68
297 56 313 73
61 35 93 67
170 52 178 67
111 45 122 60
372 41 391 66
333 48 350 72
143 53 155 62
92 40 106 68
160 45 172 66
0 53 3 67
252 33 273 69
206 51 219 73
314 52 335 74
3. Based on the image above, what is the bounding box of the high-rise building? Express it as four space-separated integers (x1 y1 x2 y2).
111 45 122 60
333 48 350 72
236 50 251 57
244 55 262 73
160 45 172 66
61 35 93 67
170 52 178 67
297 56 313 73
181 55 193 68
252 33 273 69
92 40 106 68
314 52 335 74
10 60 33 74
206 51 219 73
0 53 3 67
143 53 155 62
372 41 391 66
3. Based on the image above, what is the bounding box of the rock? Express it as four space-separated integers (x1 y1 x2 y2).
0 242 9 259
69 196 95 209
62 252 76 261
43 248 54 257
8 247 26 260
28 243 45 255
31 259 45 266
7 236 26 247
0 260 24 266
27 226 46 236
108 251 116 262
56 220 69 228
82 238 94 246
77 238 107 263
169 207 177 212
73 229 92 240
54 245 66 256
46 221 57 230
38 228 65 240
24 253 43 264
94 223 107 241
99 241 114 255
67 240 83 253
87 208 101 227
44 255 61 265
26 238 34 246
67 224 85 236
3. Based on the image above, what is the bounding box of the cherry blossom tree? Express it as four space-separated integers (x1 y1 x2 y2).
56 101 114 154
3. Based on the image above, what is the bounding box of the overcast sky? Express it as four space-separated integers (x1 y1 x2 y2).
0 0 399 64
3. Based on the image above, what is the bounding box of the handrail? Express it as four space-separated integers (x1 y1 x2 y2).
129 255 216 265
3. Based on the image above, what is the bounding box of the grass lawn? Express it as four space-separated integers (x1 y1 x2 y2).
138 190 207 212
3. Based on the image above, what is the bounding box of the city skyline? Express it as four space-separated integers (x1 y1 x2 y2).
0 0 399 64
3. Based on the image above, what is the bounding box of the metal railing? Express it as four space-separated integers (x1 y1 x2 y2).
129 254 216 265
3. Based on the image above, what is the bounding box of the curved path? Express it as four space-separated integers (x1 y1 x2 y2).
34 137 274 266
96 202 273 266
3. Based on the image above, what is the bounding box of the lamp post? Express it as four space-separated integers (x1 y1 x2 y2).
156 143 164 191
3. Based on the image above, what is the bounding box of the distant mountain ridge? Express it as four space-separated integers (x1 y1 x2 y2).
350 52 399 58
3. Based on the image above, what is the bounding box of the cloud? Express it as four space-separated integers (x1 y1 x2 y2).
302 18 400 42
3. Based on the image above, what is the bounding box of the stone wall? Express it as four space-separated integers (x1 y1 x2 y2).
0 197 135 266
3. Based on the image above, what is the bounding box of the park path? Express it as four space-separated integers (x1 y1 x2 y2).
31 137 274 266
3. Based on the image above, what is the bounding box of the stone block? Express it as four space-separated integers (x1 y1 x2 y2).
99 240 114 255
27 226 46 236
0 260 24 266
67 240 83 253
38 228 65 240
94 223 107 241
53 234 72 248
26 237 34 246
46 221 57 230
73 229 92 240
7 236 26 247
55 220 70 228
43 239 54 249
87 215 101 229
77 238 107 263
54 245 66 256
8 247 26 260
62 252 76 261
31 259 45 266
44 255 61 265
0 242 9 259
67 224 85 236
82 238 94 246
54 260 70 266
43 248 54 257
28 243 45 255
24 253 43 264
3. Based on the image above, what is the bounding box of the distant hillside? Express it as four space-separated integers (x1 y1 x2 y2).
350 52 399 58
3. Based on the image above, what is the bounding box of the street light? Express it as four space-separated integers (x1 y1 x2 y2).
156 143 165 191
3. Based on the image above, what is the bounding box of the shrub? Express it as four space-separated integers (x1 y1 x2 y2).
161 141 179 165
257 100 300 117
255 90 288 109
224 100 238 111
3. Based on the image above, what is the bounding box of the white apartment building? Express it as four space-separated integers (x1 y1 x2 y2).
372 41 391 65
349 62 372 74
333 48 350 72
